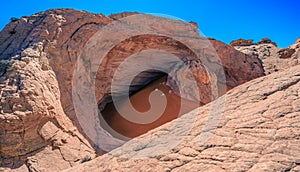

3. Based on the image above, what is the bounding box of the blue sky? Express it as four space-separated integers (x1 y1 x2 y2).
0 0 299 47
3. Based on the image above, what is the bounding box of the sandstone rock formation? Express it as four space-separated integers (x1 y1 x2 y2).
208 39 264 88
0 8 286 172
0 9 104 171
233 39 300 75
66 64 300 172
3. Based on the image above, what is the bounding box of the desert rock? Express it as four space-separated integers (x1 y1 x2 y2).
233 40 300 75
0 8 270 171
229 38 254 46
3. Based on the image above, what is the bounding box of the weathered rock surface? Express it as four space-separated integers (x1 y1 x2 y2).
0 9 103 171
208 39 264 87
0 8 272 171
66 64 300 172
233 39 300 75
0 11 109 171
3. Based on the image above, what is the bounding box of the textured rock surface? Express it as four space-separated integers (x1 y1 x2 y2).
208 39 264 87
66 64 300 172
233 40 300 75
0 9 117 171
0 9 101 171
0 8 268 171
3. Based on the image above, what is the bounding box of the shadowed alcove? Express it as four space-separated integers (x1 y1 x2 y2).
95 34 215 150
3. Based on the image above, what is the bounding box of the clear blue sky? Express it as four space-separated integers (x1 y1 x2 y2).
0 0 299 47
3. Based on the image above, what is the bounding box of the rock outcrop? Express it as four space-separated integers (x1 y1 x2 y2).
208 39 264 87
257 38 277 47
0 9 104 171
66 64 300 172
229 39 254 46
233 39 300 75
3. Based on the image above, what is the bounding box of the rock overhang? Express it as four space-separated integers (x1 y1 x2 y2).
0 9 267 171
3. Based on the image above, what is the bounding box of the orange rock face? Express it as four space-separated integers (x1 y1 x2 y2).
209 39 264 87
229 38 254 46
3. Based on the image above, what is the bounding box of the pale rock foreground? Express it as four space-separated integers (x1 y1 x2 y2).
66 65 300 172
